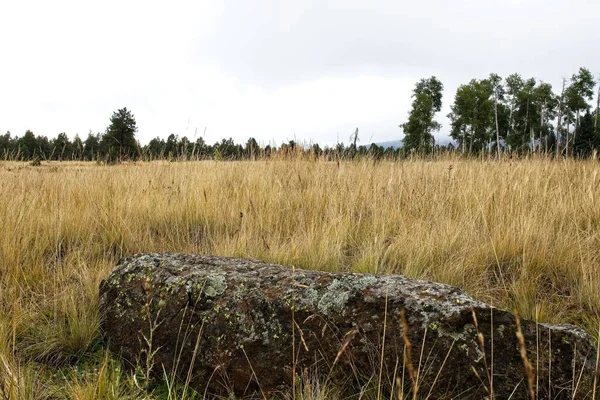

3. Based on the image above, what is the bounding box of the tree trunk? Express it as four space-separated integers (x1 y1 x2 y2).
566 114 571 158
530 126 535 154
469 127 473 154
556 80 565 158
508 105 514 140
574 110 580 151
540 100 545 154
594 79 600 133
494 94 500 159
524 99 530 153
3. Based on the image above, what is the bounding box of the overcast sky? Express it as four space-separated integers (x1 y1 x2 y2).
1 0 598 146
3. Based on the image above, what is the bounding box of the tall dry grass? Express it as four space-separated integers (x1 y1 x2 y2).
0 157 599 397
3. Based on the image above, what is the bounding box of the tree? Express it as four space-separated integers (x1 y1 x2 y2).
489 73 505 158
215 138 240 159
502 78 556 154
555 79 567 157
51 132 73 160
83 132 100 161
448 78 494 153
146 137 166 159
164 134 178 158
179 136 191 159
36 134 51 160
245 137 259 159
18 130 38 160
566 68 595 155
310 143 322 158
401 76 444 152
595 74 600 132
505 74 525 143
349 128 360 157
531 82 557 153
0 132 11 159
333 142 345 158
573 111 598 157
510 78 537 152
73 135 84 160
104 107 139 161
369 143 383 159
192 137 206 159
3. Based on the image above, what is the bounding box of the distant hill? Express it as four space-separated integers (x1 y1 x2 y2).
374 138 453 149
374 140 402 149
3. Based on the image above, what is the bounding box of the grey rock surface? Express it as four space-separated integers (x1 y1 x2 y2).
99 253 598 398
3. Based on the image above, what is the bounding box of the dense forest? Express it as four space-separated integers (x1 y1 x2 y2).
2 67 599 162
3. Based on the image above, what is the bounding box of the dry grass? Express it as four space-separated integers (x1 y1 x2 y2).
0 157 599 397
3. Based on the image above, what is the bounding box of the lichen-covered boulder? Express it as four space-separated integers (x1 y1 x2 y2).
99 253 598 399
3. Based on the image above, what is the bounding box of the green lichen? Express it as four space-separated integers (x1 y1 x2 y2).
357 276 379 288
283 286 319 312
282 275 382 316
318 289 350 316
202 274 227 298
304 287 319 302
315 276 379 316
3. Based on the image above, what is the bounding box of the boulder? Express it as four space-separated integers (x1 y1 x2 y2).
99 253 598 399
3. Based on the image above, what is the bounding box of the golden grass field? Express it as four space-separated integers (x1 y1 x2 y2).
1 157 599 398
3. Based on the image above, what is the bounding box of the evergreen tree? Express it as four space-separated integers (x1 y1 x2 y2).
369 143 383 159
73 135 84 160
36 135 51 159
567 68 595 153
0 132 11 159
215 138 239 159
165 134 178 158
18 130 38 160
595 106 600 136
52 132 73 160
192 137 206 159
104 107 139 161
146 137 166 159
83 132 100 161
573 111 597 157
401 76 444 152
179 136 191 159
245 137 259 159
311 143 322 158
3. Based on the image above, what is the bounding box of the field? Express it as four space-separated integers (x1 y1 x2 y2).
1 158 600 398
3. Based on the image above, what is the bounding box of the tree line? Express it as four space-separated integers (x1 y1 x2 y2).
401 67 600 157
3 67 600 162
0 126 404 163
0 108 414 162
